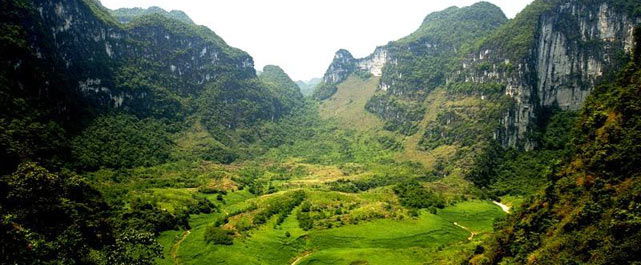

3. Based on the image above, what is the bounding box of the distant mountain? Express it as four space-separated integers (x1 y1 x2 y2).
259 65 304 114
111 6 195 24
316 2 508 136
296 78 322 97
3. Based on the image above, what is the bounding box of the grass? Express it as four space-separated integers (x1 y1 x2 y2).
319 75 384 132
159 184 507 265
437 201 505 233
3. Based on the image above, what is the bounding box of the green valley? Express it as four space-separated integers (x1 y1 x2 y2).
2 0 641 264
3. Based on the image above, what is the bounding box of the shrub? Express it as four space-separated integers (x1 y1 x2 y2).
204 226 234 245
393 181 445 209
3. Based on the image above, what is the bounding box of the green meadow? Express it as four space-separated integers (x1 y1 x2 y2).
156 184 506 265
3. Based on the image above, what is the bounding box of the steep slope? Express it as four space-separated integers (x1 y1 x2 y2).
470 28 641 265
316 0 641 183
0 0 303 173
316 2 508 136
319 0 640 149
319 75 384 131
451 0 641 148
259 65 304 115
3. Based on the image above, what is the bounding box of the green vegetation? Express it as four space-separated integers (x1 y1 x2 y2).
470 31 641 264
362 2 508 138
467 0 556 61
394 181 446 210
365 94 425 135
466 110 577 197
4 0 641 264
397 2 507 45
111 6 195 24
72 114 174 169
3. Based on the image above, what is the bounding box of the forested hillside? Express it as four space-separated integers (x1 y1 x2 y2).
2 0 641 264
470 28 641 265
0 0 304 263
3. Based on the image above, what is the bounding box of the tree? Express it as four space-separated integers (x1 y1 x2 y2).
0 162 114 263
103 230 163 265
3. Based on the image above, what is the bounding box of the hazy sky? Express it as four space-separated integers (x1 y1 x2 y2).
100 0 534 81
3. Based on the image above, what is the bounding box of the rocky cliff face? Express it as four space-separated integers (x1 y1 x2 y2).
320 0 641 148
318 2 508 135
321 47 390 86
453 1 641 148
2 0 304 170
30 0 255 115
314 48 388 99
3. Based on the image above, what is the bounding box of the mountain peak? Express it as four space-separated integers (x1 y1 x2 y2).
334 49 354 60
404 1 507 44
111 6 195 25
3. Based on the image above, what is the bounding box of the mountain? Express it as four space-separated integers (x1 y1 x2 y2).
111 6 195 24
259 65 304 115
452 0 641 148
313 0 641 264
318 0 640 149
3 0 641 264
470 29 641 265
0 1 305 262
0 0 304 173
296 78 321 97
315 2 509 136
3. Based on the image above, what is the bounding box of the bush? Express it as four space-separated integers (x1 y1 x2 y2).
297 211 313 231
195 197 215 214
204 226 234 245
393 181 445 209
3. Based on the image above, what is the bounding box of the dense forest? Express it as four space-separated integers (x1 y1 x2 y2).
1 0 641 264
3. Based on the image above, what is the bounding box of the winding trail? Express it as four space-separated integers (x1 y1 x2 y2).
171 230 191 265
453 222 477 241
492 201 511 213
290 252 312 265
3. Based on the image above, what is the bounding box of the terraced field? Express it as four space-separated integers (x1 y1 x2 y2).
157 185 505 265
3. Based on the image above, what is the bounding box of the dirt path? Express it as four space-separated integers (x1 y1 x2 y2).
171 230 191 265
453 222 477 241
290 251 312 265
492 201 511 213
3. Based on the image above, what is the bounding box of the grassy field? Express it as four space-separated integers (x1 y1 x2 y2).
156 185 506 265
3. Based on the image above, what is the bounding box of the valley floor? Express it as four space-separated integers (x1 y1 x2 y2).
155 181 506 265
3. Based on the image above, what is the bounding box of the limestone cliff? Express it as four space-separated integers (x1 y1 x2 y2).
319 0 641 148
32 0 254 114
453 0 641 148
318 2 508 135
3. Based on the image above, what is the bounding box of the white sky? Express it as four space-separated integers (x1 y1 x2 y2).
100 0 534 81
